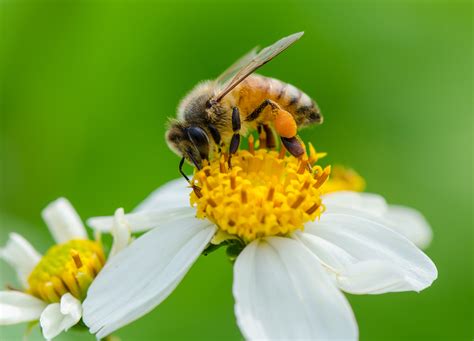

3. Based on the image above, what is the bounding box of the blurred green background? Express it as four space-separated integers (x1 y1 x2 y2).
0 0 472 340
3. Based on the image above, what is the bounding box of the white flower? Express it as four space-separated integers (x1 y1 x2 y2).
83 168 437 340
0 198 131 340
322 191 433 249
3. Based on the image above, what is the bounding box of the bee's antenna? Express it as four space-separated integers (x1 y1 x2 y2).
186 149 202 170
179 157 191 183
179 156 203 198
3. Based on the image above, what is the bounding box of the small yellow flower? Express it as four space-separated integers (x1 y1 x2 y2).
0 199 131 340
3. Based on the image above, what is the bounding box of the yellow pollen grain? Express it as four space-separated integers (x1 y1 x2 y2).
27 239 104 303
190 148 328 242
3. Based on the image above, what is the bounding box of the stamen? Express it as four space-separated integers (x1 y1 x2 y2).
248 135 255 155
193 185 203 198
259 128 266 149
207 198 217 208
219 155 227 173
70 249 83 268
241 189 248 204
315 166 331 188
291 194 305 209
306 203 320 215
297 159 307 174
189 137 328 242
28 240 104 303
279 146 286 159
301 180 311 191
266 187 275 201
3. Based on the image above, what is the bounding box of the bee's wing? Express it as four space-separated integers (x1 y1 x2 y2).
213 32 304 102
215 47 259 86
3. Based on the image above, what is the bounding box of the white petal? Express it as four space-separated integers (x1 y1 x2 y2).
300 213 437 294
0 291 47 325
83 216 216 339
40 294 82 340
233 237 358 340
59 293 82 323
133 177 191 212
323 192 433 248
87 206 196 233
384 205 433 249
41 198 87 244
0 233 41 288
323 191 388 217
337 260 427 294
109 208 132 258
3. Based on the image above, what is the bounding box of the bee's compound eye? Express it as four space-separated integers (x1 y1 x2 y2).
186 126 210 160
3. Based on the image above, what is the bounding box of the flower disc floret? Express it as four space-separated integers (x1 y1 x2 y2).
190 148 330 242
28 240 105 303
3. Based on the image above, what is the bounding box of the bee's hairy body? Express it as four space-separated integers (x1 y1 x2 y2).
226 74 321 129
166 32 323 173
174 74 321 159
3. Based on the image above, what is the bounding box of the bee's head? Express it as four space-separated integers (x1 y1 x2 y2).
166 120 210 170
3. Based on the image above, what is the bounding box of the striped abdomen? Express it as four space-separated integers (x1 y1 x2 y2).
229 74 322 127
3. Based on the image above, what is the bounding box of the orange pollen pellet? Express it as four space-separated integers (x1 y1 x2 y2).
204 169 211 177
275 109 297 138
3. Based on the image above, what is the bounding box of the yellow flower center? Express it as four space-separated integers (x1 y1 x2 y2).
28 239 105 303
321 165 366 194
190 142 330 242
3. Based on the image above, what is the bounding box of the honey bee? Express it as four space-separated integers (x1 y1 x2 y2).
166 32 323 181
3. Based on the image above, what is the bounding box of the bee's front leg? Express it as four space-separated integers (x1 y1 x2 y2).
228 107 241 168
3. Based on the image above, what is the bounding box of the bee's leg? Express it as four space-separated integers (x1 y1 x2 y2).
262 124 276 149
257 125 266 148
246 99 279 122
208 123 222 153
247 99 303 157
280 136 304 158
179 156 203 197
228 107 241 168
